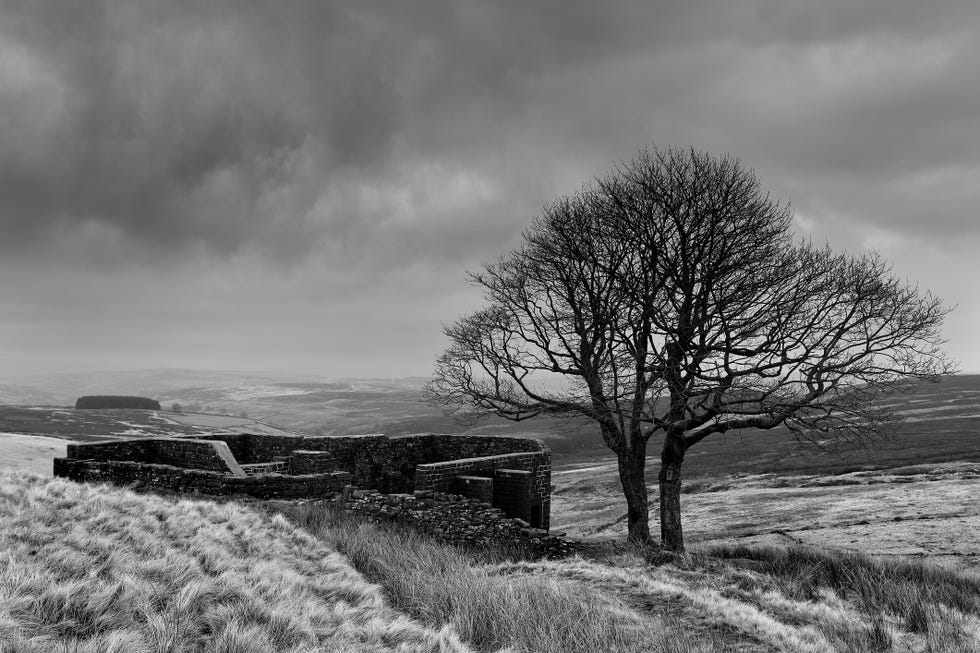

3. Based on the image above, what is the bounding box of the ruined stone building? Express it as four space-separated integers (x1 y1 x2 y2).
54 433 553 544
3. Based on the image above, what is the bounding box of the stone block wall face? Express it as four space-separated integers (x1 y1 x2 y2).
492 469 534 525
66 440 154 463
292 434 429 493
66 439 240 474
414 452 545 492
195 433 306 464
149 439 241 474
241 462 288 476
414 451 551 529
53 458 351 499
246 435 308 462
341 488 572 556
201 433 252 463
430 435 542 460
288 450 339 475
452 475 494 504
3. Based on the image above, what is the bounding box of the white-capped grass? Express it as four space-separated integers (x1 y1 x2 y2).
0 471 477 653
707 542 980 649
478 544 980 653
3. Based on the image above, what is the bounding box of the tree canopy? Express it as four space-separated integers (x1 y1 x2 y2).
426 146 955 549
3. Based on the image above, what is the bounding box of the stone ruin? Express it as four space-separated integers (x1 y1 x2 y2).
54 432 559 550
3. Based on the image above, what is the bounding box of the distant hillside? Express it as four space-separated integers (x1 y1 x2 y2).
0 406 215 440
144 373 980 470
3 371 980 469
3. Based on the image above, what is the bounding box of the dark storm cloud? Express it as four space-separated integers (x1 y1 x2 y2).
2 0 980 378
4 0 978 265
0 1 402 258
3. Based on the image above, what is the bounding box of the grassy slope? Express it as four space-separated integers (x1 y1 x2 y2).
290 503 980 653
551 461 980 559
5 471 980 652
0 471 472 653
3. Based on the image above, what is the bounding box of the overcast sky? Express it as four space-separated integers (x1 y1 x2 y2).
1 1 978 382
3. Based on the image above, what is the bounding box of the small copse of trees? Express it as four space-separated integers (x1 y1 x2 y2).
75 395 162 410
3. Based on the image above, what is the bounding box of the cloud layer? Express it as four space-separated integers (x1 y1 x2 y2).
2 0 978 377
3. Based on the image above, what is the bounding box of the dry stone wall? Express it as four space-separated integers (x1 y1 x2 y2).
414 452 550 528
340 487 573 556
194 433 550 501
53 458 350 499
65 439 244 475
54 431 559 550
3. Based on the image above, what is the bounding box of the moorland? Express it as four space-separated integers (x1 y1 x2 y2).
3 371 980 651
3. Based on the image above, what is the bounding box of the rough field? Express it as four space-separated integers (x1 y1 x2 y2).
6 471 980 652
553 461 980 572
0 406 226 441
0 406 303 443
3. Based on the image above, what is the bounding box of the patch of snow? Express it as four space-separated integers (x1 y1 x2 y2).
220 386 314 401
905 412 980 422
896 404 980 416
115 428 153 436
0 431 65 441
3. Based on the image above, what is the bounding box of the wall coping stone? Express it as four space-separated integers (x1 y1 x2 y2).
415 451 543 470
208 439 246 477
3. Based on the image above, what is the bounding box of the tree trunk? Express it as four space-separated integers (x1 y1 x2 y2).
617 442 651 544
659 435 686 551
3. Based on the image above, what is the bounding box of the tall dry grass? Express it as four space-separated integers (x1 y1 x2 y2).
709 543 980 652
0 471 472 652
8 469 980 653
291 503 980 653
289 503 749 653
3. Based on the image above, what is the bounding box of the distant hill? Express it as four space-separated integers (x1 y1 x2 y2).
3 370 980 470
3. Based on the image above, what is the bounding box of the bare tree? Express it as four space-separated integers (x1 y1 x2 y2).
425 146 955 550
